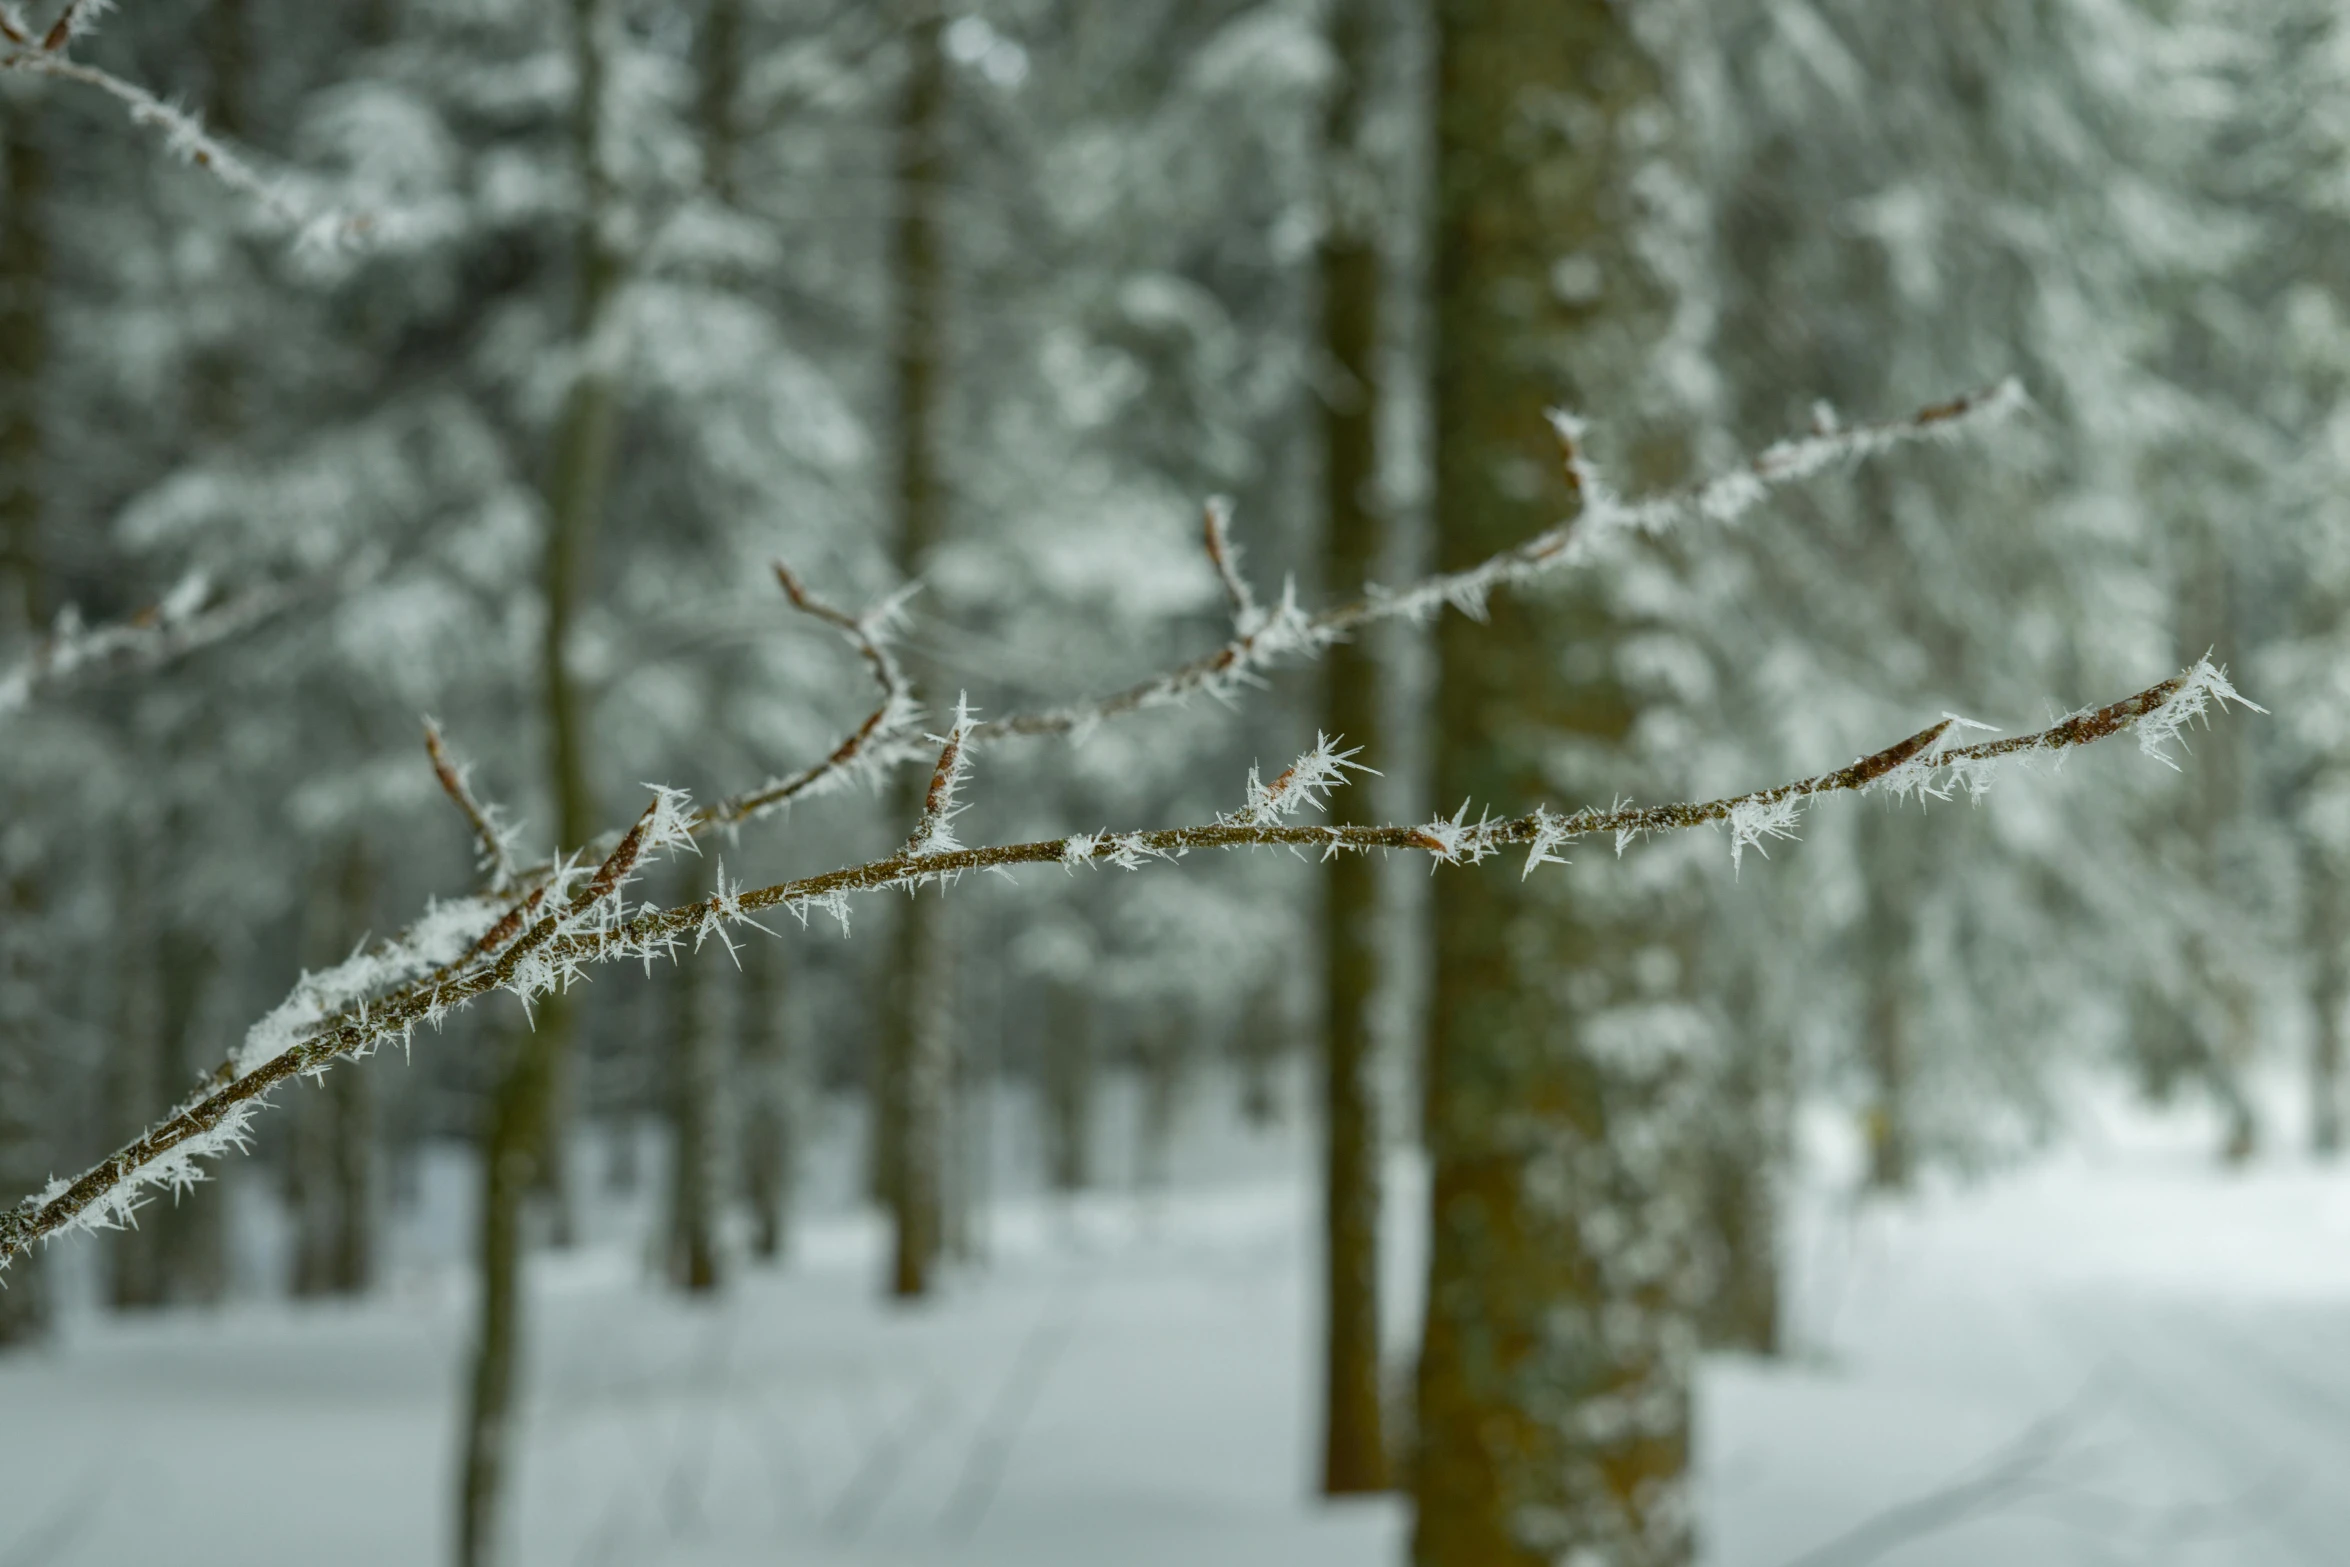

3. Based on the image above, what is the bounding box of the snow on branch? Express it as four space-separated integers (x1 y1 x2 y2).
985 381 2027 742
0 16 368 252
0 659 2247 1268
423 720 521 893
0 569 307 718
904 694 979 859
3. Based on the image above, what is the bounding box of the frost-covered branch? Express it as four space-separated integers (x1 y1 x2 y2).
694 564 930 829
0 13 366 250
0 569 306 718
986 381 2027 741
424 721 520 893
0 658 2247 1267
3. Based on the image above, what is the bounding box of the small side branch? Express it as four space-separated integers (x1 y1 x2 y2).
694 565 928 829
0 571 304 718
986 382 2026 741
423 721 518 892
0 17 366 248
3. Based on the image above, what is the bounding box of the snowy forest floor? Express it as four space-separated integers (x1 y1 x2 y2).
5 1077 2350 1567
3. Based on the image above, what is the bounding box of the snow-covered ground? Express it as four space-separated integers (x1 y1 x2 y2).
5 1081 2350 1566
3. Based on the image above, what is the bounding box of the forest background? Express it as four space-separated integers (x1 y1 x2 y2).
1 1 2344 1565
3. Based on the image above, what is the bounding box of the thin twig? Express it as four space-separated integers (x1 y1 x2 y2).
984 381 2027 741
423 721 518 892
0 569 317 719
692 565 928 829
0 41 366 249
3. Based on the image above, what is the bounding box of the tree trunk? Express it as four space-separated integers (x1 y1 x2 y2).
1699 1022 1787 1355
698 0 744 207
2312 863 2346 1157
1135 1016 1184 1194
665 873 726 1295
1316 0 1391 1498
142 928 229 1307
880 872 953 1297
739 936 795 1261
0 87 48 1350
1041 975 1093 1193
876 0 952 1302
291 841 378 1298
0 83 44 636
1858 828 1913 1193
0 871 46 1348
1414 5 1706 1564
459 1 623 1559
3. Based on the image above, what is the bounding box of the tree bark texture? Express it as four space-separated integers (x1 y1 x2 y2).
1414 5 1708 1564
1316 0 1391 1499
460 1 623 1559
876 0 953 1302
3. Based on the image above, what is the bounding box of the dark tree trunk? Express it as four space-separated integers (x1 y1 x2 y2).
0 85 44 635
1235 979 1288 1129
1135 1016 1184 1194
0 88 49 1350
2312 864 2346 1157
1315 0 1391 1498
739 936 795 1261
0 871 46 1348
291 841 378 1298
665 872 726 1295
460 1 623 1559
1041 975 1094 1193
1858 827 1914 1194
876 0 953 1302
1413 5 1706 1564
1699 1023 1787 1355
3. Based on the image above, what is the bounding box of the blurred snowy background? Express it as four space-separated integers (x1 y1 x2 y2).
4 1 2350 1565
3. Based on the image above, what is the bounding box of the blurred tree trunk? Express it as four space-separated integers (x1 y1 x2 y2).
877 0 952 1301
289 842 378 1298
460 2 622 1561
699 0 744 207
2312 863 2346 1157
739 936 795 1261
665 873 725 1294
116 923 229 1309
2189 535 2259 1164
1413 4 1707 1564
0 85 43 635
1235 978 1288 1128
0 86 49 1350
1699 1017 1787 1354
1315 0 1391 1498
1858 818 1914 1193
1041 975 1093 1193
0 870 45 1348
1135 1015 1184 1193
